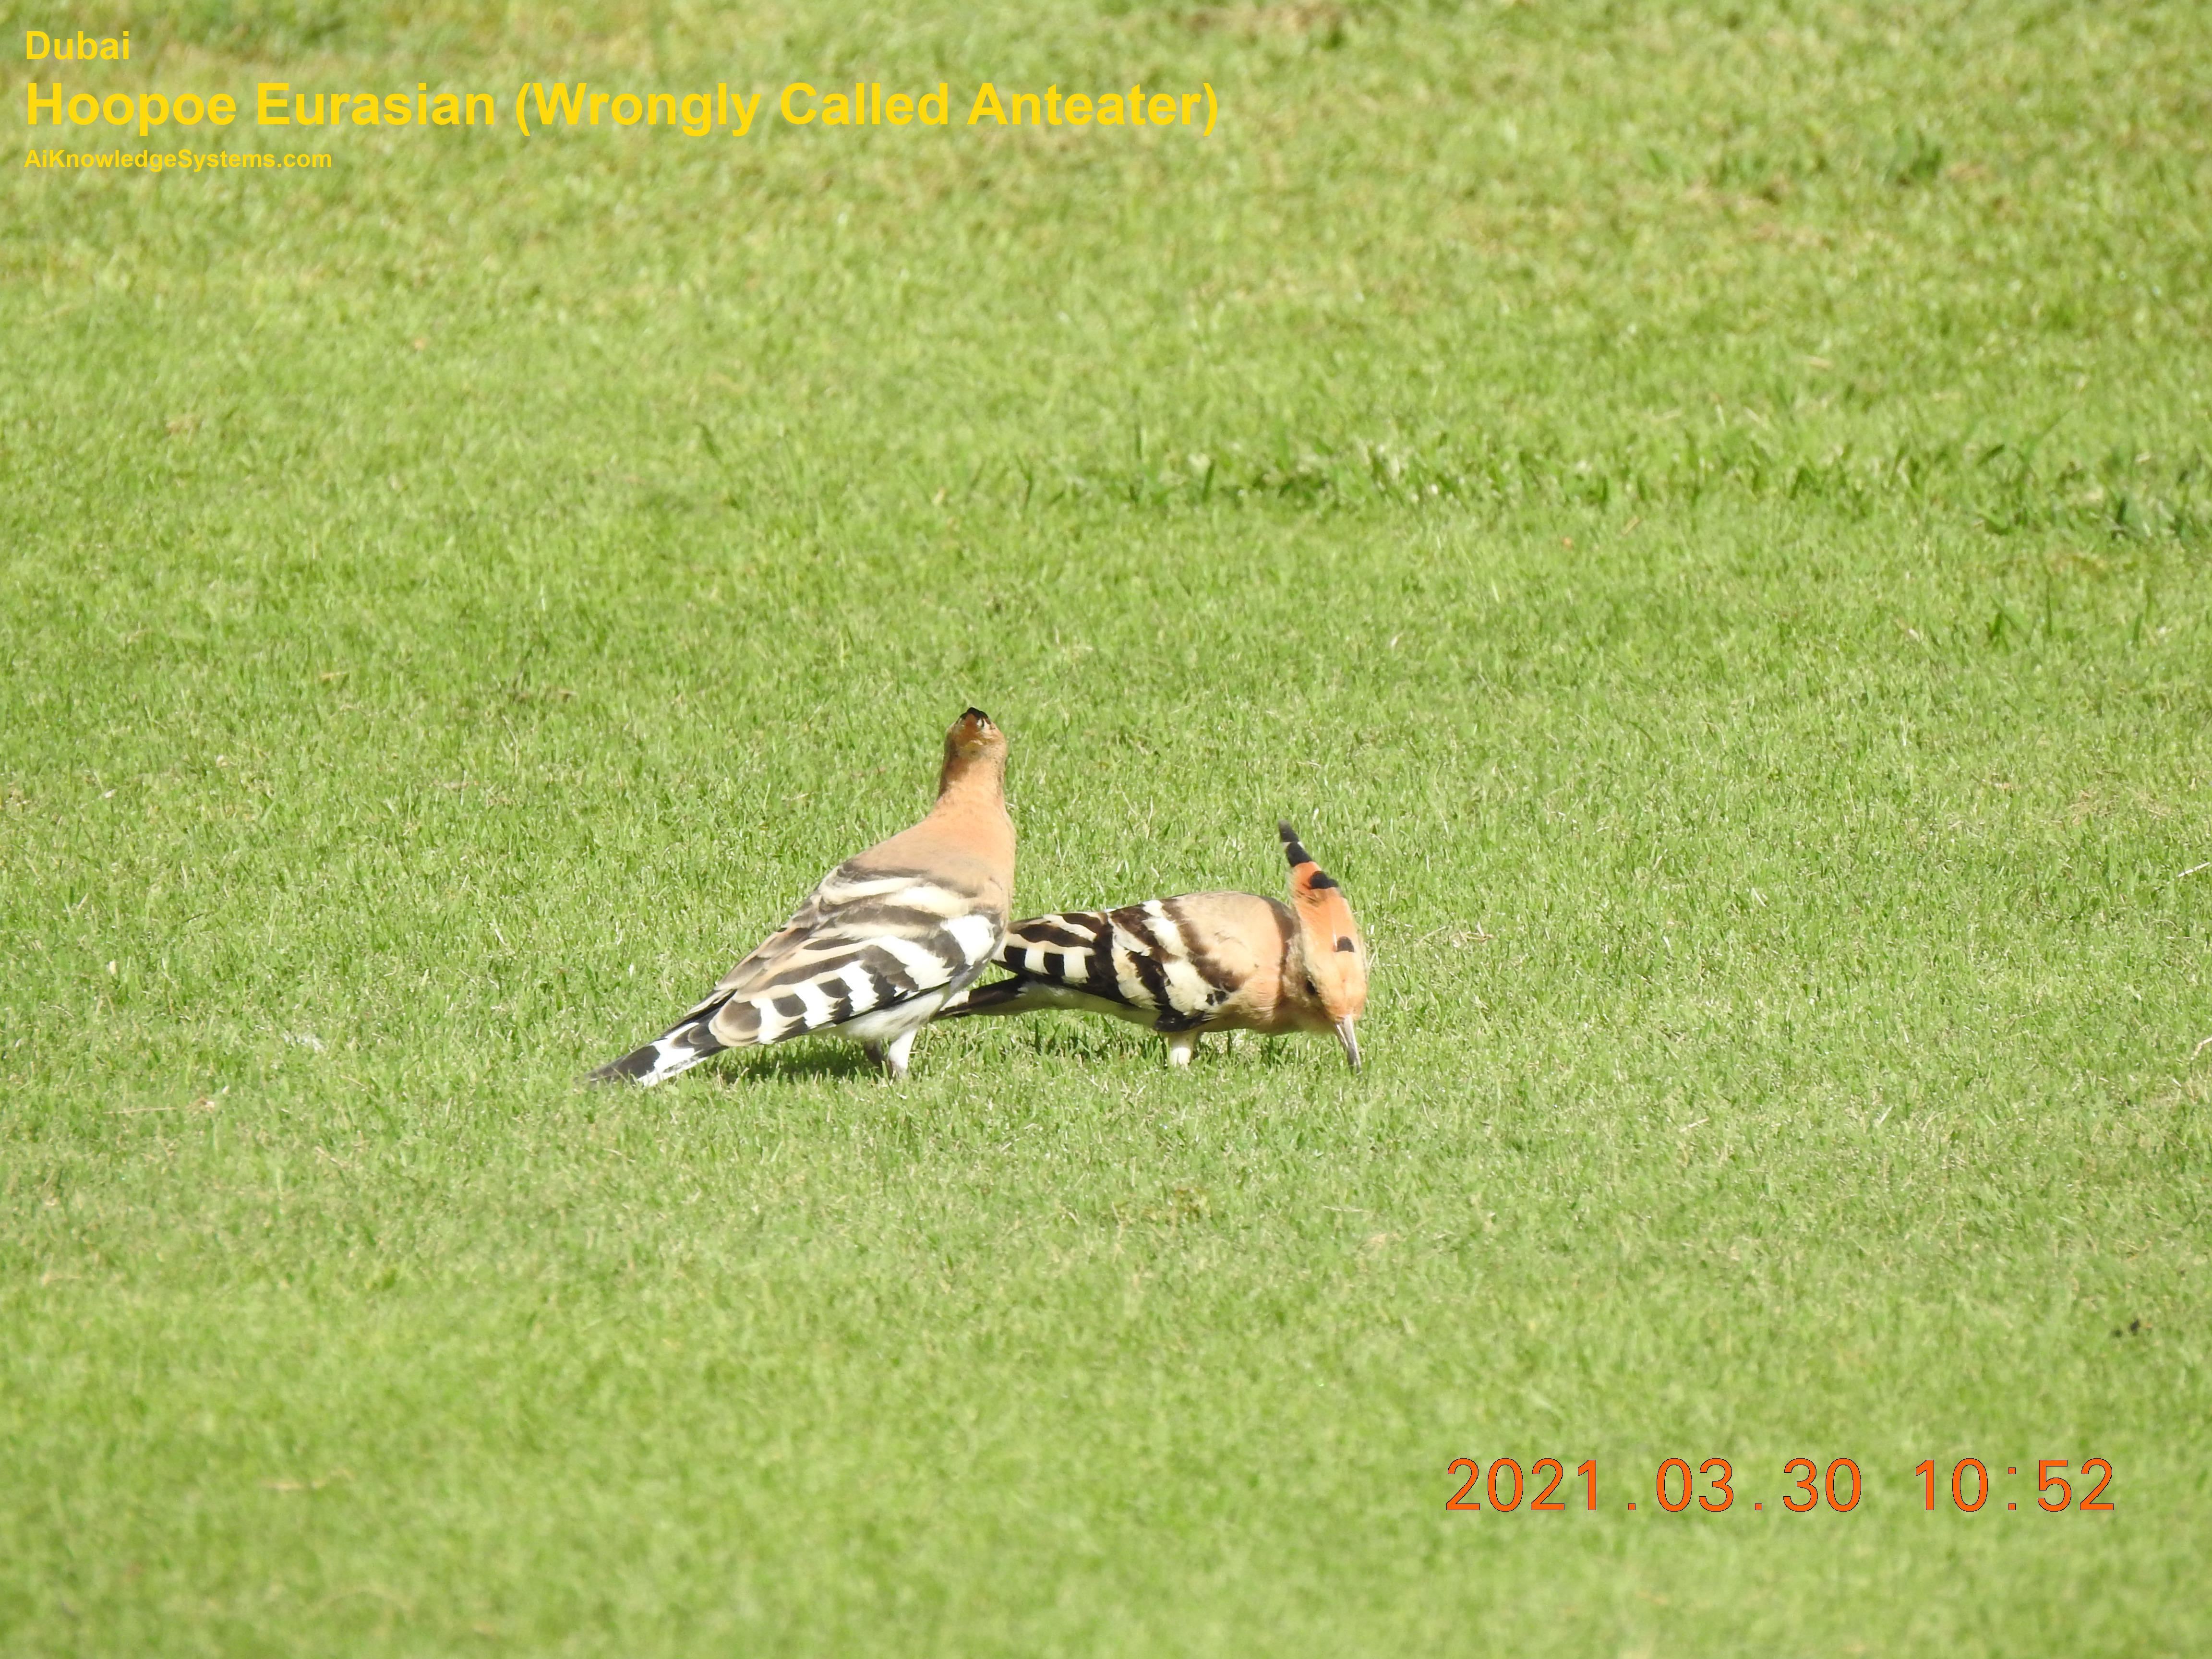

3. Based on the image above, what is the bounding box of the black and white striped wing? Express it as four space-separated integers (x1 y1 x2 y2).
986 902 1234 1032
699 865 1001 1047
591 864 1003 1086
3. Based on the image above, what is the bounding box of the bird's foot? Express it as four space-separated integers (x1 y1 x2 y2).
868 1029 918 1082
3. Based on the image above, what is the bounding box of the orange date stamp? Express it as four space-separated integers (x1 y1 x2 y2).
1444 1457 2116 1514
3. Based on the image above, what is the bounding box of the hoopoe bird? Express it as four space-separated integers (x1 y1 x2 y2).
941 821 1368 1068
590 708 1014 1085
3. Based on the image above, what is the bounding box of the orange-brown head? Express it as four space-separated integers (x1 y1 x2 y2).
1279 820 1368 1069
938 707 1009 796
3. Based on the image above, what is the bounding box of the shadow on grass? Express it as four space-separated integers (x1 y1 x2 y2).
579 1022 1316 1091
699 1044 887 1085
572 1039 884 1091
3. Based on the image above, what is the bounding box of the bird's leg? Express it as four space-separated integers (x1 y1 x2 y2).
878 1028 918 1081
1165 1032 1197 1068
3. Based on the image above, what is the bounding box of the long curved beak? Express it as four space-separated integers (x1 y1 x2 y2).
1334 1017 1361 1071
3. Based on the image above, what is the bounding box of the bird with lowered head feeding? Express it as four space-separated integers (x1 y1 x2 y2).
941 821 1368 1068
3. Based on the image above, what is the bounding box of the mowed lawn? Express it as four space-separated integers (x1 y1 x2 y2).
3 1 2209 1652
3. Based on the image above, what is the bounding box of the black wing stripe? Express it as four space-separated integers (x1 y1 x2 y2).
1087 942 1123 998
1014 918 1107 953
1109 909 1175 1009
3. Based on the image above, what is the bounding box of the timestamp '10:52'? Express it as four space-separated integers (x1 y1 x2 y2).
1915 1458 2113 1512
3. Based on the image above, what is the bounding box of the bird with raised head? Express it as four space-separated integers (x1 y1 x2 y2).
590 708 1014 1084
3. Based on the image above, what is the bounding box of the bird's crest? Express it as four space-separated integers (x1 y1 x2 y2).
1279 820 1367 1022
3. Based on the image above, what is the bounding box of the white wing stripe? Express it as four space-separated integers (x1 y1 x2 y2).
817 874 969 915
887 884 971 918
1160 956 1215 1013
943 913 998 965
1142 900 1187 957
877 934 956 983
1113 953 1148 1004
815 871 929 903
837 962 882 1014
792 980 837 1027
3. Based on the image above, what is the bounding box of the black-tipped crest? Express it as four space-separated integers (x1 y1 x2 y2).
1281 820 1341 887
1281 819 1341 888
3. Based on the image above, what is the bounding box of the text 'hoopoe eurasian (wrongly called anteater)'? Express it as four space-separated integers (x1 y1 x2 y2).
589 708 1014 1085
939 821 1368 1068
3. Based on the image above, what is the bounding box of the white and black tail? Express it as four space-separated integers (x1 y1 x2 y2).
588 1001 729 1086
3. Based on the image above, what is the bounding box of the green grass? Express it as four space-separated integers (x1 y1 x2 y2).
4 1 2210 1652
